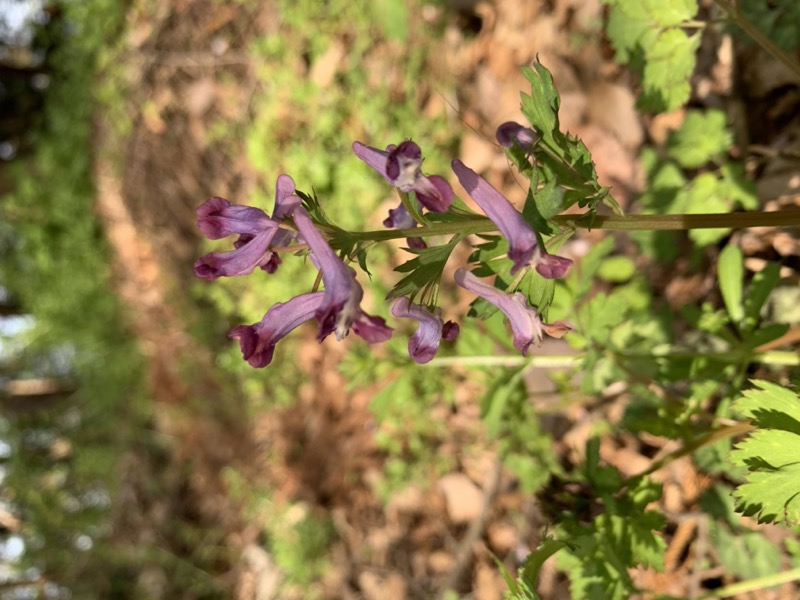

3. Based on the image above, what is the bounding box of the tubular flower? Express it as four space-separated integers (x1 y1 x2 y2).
293 208 392 343
496 121 539 150
454 269 570 356
451 160 572 279
194 175 302 279
390 297 459 364
228 292 324 368
352 140 454 213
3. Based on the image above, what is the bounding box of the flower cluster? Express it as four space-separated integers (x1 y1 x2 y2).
194 127 572 366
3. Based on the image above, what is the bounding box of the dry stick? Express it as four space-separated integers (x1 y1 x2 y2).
630 422 755 482
439 455 504 599
711 0 800 80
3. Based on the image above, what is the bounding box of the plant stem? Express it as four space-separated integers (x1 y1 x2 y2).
552 211 800 231
340 210 800 243
711 0 800 79
701 566 800 599
424 355 577 368
630 422 755 481
424 350 798 369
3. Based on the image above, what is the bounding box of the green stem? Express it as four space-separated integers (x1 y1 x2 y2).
424 350 798 369
700 566 800 599
425 355 578 368
339 210 800 243
552 211 800 231
711 0 800 79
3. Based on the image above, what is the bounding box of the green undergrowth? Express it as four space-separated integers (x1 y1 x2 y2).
0 0 154 595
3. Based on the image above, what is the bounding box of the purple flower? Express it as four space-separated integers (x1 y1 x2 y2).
451 160 572 279
228 292 324 368
194 176 302 279
293 208 392 343
390 297 459 364
383 203 426 250
352 140 454 213
496 121 539 149
454 269 570 356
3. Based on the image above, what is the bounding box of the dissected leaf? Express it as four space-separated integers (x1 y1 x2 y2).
735 380 800 429
387 235 460 303
668 110 732 168
521 62 612 212
744 262 781 332
711 524 783 580
640 28 700 113
731 382 800 525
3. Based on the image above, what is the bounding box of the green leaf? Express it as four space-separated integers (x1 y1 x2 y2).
523 180 564 235
668 110 732 168
597 256 636 283
718 244 744 328
640 29 700 113
711 524 782 580
731 382 800 525
387 235 461 303
643 0 698 26
735 380 800 431
720 163 758 210
519 539 570 594
745 323 789 350
371 0 408 42
488 550 522 597
605 2 654 63
744 262 780 332
481 366 526 437
521 61 612 211
521 61 561 144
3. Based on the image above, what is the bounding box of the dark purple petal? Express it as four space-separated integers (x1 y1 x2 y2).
496 121 539 149
454 269 570 356
294 208 392 343
194 229 278 280
406 237 427 250
386 141 422 187
451 160 571 278
228 292 325 368
442 321 460 342
391 297 445 364
412 174 454 213
196 197 275 240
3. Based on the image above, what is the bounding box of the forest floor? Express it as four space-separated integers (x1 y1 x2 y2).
92 0 800 598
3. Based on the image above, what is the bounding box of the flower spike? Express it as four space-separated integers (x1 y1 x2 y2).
451 160 572 279
454 269 570 356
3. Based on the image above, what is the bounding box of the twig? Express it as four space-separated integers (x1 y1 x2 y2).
438 456 504 599
124 50 253 67
711 0 800 80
